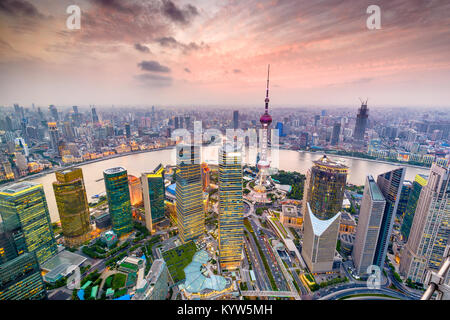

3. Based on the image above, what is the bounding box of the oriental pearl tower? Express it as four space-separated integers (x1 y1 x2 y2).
255 65 272 193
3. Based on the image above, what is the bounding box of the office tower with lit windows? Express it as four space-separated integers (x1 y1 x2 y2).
218 145 244 270
400 163 450 285
104 167 133 237
0 182 57 265
128 175 143 206
353 100 369 141
141 164 165 233
302 155 348 219
373 167 405 267
176 144 205 243
301 155 348 273
52 168 91 247
0 251 47 300
352 175 386 276
401 174 428 241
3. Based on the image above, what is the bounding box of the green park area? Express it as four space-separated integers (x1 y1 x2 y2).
162 241 197 283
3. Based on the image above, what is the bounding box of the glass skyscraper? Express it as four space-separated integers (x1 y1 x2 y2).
103 167 133 237
400 174 428 241
218 145 244 270
176 144 205 243
0 182 57 265
373 167 406 267
142 164 165 233
52 168 91 247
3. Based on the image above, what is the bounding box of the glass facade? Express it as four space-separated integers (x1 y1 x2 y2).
104 167 133 237
401 174 428 241
373 167 405 267
53 168 91 247
176 144 205 243
0 182 57 265
303 155 348 220
0 252 47 300
218 146 244 270
142 164 166 233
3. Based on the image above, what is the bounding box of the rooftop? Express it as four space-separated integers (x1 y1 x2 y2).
307 202 341 237
104 167 126 175
0 181 40 195
367 175 385 202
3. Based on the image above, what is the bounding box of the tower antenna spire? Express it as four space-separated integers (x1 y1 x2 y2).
265 64 270 112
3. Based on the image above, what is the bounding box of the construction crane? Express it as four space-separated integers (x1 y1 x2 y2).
421 245 450 300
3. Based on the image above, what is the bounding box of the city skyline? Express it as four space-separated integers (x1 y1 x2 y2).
1 0 450 106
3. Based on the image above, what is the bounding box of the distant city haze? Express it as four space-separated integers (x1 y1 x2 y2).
1 0 449 107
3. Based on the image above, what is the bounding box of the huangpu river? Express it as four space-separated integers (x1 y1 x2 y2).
25 147 429 222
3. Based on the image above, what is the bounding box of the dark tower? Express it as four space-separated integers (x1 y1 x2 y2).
354 99 369 141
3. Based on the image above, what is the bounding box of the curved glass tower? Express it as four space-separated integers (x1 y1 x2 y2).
53 168 91 247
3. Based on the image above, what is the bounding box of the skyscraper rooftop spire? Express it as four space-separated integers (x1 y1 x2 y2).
265 64 270 112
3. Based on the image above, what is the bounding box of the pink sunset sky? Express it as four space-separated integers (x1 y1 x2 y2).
0 0 449 107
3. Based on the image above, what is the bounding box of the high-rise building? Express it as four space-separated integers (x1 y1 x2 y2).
0 251 47 300
176 144 205 243
373 167 405 267
302 203 341 273
47 122 59 154
49 105 58 121
400 174 428 241
233 110 239 130
141 164 165 234
302 155 348 219
91 106 99 123
352 175 386 276
397 181 413 218
400 163 450 284
353 100 369 141
104 167 133 237
301 155 348 273
52 168 91 247
128 175 143 206
0 182 57 265
133 259 169 300
125 123 131 138
331 122 341 146
218 145 244 270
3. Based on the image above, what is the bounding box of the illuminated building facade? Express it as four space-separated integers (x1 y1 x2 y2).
0 251 47 300
301 155 348 273
53 168 91 247
302 155 348 219
176 144 205 243
400 163 450 284
142 164 165 233
0 182 57 265
128 175 143 206
280 205 302 229
218 145 244 270
103 167 133 237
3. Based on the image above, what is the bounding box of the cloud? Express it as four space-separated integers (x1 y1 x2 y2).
137 60 171 73
161 0 198 25
155 36 208 54
184 67 191 73
0 0 45 18
135 73 173 87
134 43 151 53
